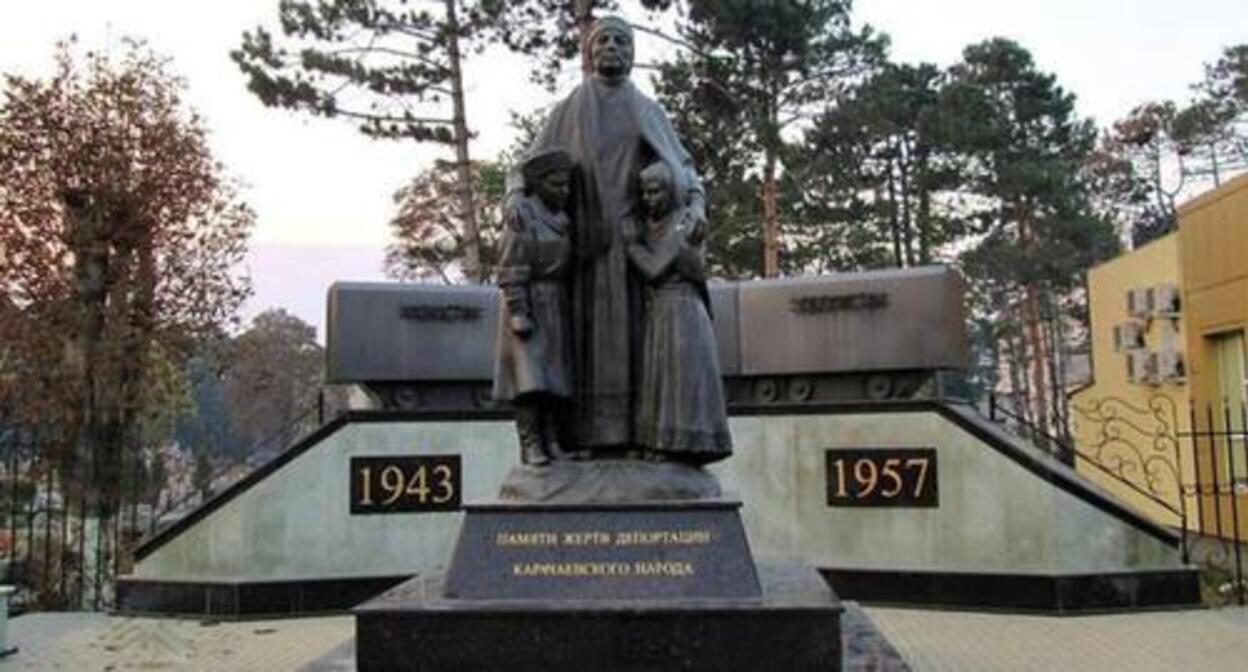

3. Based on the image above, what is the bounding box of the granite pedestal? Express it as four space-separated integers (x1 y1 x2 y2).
354 501 843 671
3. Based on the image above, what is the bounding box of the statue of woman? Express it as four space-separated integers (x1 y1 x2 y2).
507 16 707 455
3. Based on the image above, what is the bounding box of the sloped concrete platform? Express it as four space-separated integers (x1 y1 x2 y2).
122 402 1200 617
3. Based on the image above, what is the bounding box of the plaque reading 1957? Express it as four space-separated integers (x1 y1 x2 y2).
350 455 461 514
825 448 938 508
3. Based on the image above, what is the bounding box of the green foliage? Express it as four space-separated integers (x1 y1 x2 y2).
653 53 763 278
223 309 325 454
1175 44 1248 185
942 38 1117 295
654 0 883 276
795 62 967 270
1096 43 1247 247
234 0 484 142
480 0 676 89
174 346 242 459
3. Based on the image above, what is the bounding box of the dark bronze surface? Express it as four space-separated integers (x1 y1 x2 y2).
736 266 968 376
325 267 970 412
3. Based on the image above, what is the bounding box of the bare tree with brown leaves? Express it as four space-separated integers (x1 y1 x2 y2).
0 40 253 601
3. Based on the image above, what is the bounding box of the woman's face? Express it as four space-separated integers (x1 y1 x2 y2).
590 28 634 80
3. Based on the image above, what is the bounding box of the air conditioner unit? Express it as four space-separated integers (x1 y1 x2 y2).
1113 321 1146 352
1126 288 1151 318
1127 350 1160 385
1153 283 1181 316
1157 348 1186 381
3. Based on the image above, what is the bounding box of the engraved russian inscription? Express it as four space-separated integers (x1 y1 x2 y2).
825 448 938 507
350 455 461 514
444 504 762 600
790 292 888 315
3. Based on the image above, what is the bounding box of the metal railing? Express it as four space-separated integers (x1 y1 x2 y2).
988 390 1248 606
143 402 322 539
989 392 1189 558
0 397 327 613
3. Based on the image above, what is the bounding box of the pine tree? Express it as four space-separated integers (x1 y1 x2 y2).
233 0 491 280
655 0 882 277
944 38 1118 437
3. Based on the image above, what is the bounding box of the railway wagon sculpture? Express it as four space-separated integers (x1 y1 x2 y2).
326 266 969 412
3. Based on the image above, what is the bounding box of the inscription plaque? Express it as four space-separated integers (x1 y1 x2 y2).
825 448 938 508
350 455 461 514
444 502 761 600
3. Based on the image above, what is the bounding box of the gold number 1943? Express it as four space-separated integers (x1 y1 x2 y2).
358 462 456 507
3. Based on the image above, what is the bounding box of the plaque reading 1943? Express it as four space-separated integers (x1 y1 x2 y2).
825 448 938 508
350 455 461 514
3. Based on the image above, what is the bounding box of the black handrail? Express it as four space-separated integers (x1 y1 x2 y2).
987 392 1184 520
145 402 322 536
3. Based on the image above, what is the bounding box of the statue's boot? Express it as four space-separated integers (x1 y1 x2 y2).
516 406 550 466
542 407 570 459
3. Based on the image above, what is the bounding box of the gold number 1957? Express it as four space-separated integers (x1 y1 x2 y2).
831 456 931 500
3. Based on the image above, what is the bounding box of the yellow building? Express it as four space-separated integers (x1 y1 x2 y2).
1073 172 1248 536
1071 232 1191 528
1178 172 1248 538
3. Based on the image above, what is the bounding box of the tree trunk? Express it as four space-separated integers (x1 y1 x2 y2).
1023 287 1051 437
1014 206 1051 438
1046 300 1070 441
444 0 481 283
761 148 781 277
575 0 596 77
916 149 932 265
64 193 110 540
1210 139 1222 187
1004 326 1030 427
898 139 915 267
885 154 902 268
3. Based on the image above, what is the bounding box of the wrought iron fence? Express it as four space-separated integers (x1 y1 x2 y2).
991 390 1248 607
0 399 324 613
1179 402 1248 605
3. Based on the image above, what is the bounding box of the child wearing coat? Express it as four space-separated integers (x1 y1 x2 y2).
492 148 575 465
624 161 732 464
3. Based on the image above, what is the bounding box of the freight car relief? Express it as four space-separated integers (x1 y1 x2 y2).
326 266 970 412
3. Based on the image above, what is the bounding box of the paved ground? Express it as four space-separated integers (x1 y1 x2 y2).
867 606 1248 672
2 606 1247 670
0 612 354 671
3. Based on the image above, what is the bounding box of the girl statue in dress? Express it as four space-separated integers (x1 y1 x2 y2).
492 148 575 466
624 161 733 465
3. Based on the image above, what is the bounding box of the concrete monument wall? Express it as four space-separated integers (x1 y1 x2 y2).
133 404 1181 583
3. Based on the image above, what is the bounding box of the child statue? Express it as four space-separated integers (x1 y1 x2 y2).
624 161 733 465
492 148 575 466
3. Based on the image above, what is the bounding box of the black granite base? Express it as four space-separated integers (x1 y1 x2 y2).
355 561 843 672
823 566 1202 614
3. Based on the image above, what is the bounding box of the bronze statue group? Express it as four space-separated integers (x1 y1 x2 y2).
491 17 732 470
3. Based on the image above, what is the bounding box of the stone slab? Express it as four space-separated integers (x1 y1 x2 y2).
444 500 760 601
354 561 843 672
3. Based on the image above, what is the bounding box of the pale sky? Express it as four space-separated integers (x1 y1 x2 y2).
1 0 1243 335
